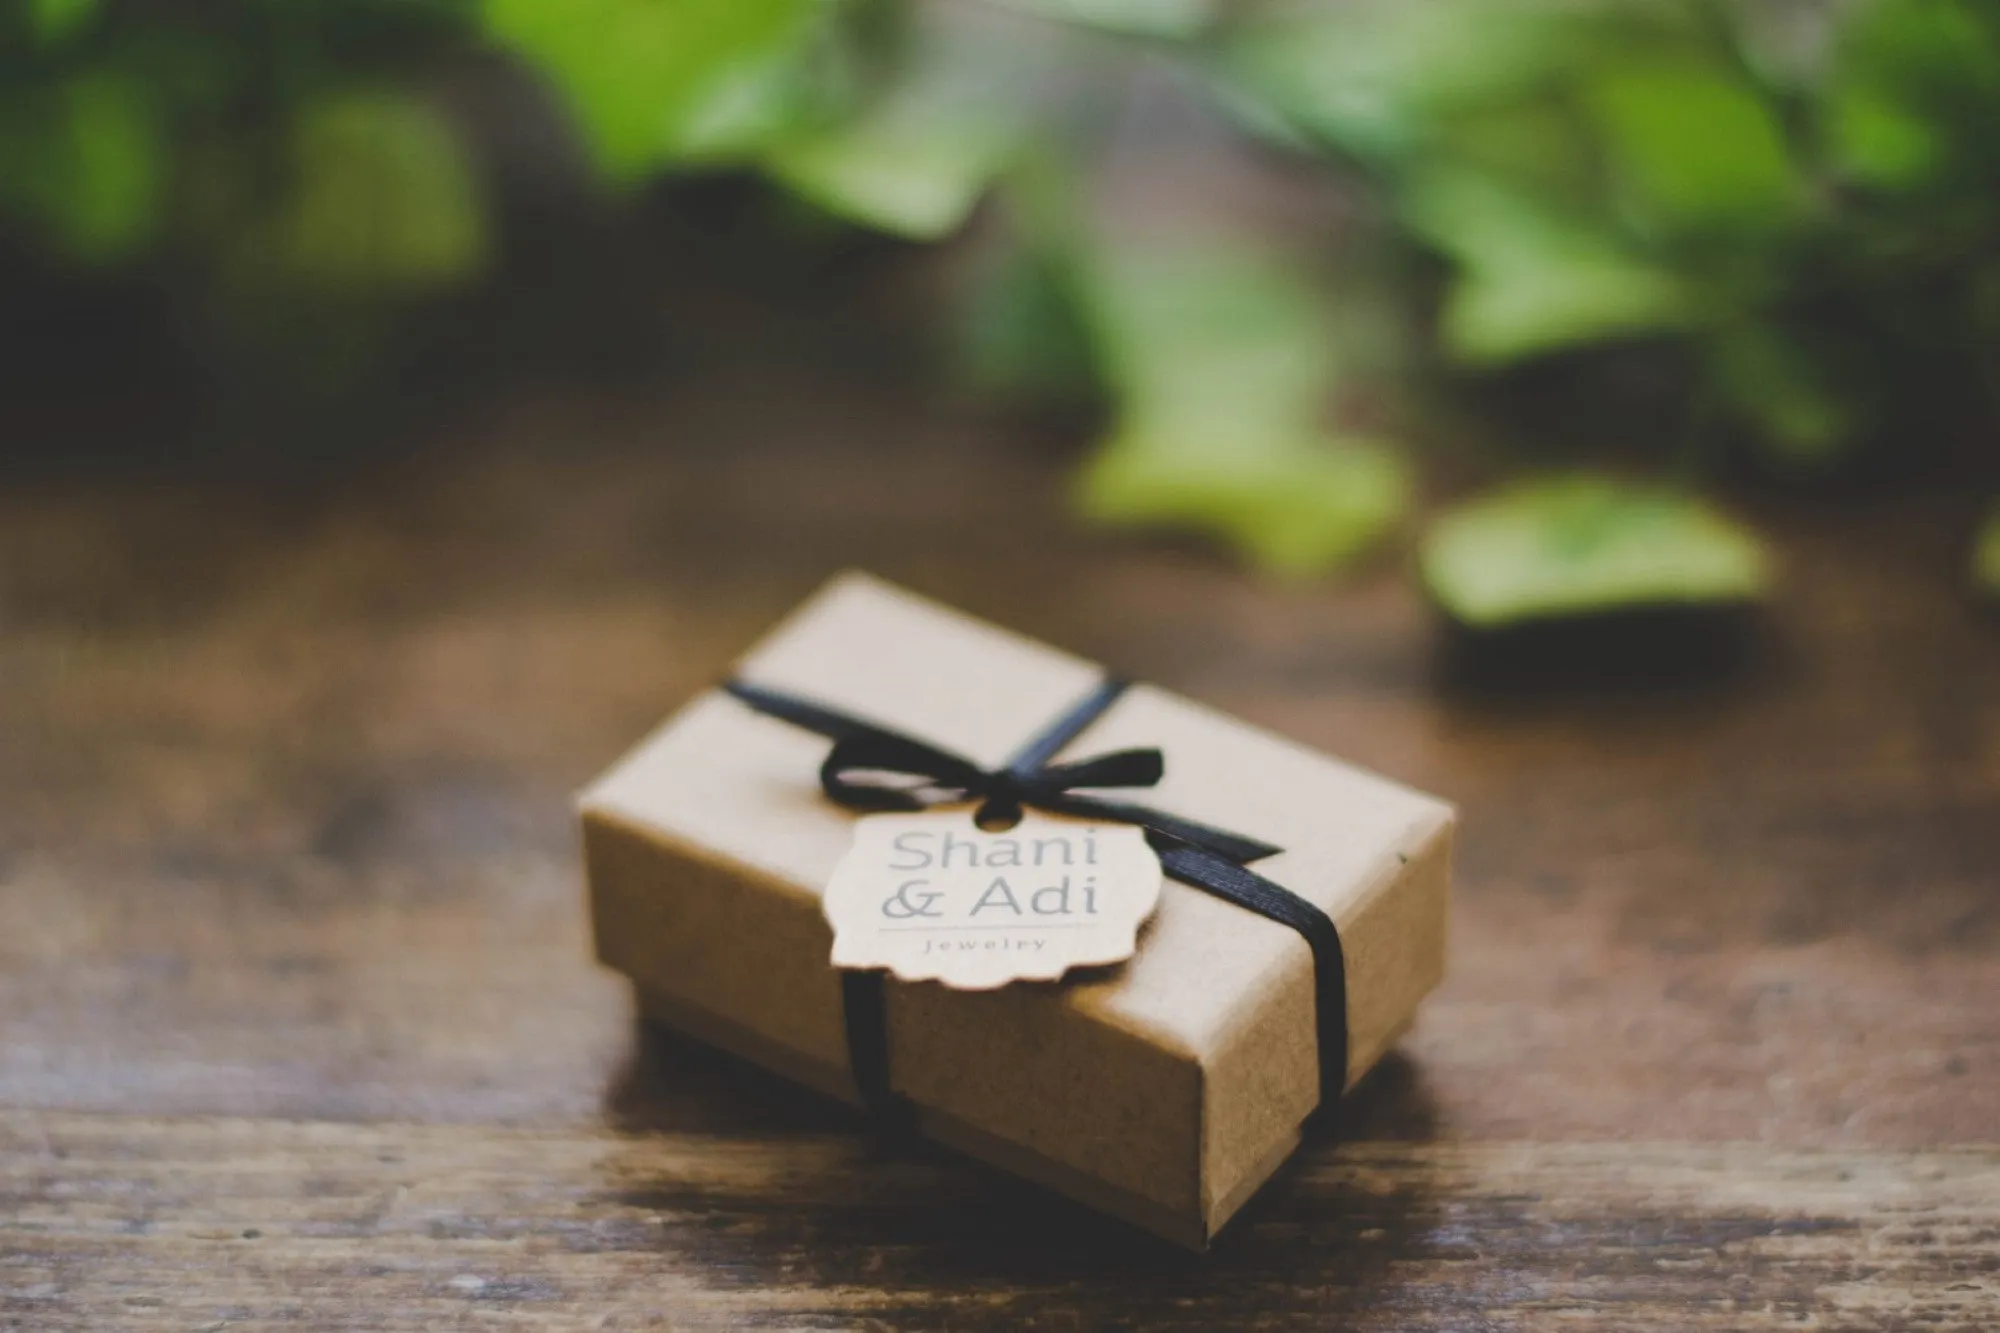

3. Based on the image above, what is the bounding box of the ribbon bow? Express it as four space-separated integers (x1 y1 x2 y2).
822 727 1160 824
726 677 1280 867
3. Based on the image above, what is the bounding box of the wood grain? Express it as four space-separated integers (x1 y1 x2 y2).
2 354 1997 1325
5 1110 1996 1331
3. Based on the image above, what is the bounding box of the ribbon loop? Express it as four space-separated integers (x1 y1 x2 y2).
1029 748 1164 792
820 731 989 811
816 723 1167 828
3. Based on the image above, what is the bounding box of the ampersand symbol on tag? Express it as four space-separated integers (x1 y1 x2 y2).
881 879 944 919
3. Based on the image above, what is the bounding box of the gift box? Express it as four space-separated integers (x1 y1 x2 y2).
580 572 1453 1247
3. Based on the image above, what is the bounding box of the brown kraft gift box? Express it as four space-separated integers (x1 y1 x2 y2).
579 572 1454 1248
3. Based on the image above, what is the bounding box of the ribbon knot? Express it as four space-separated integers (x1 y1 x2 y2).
820 729 1166 829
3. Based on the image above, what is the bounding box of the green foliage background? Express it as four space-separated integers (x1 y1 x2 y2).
3 0 1997 617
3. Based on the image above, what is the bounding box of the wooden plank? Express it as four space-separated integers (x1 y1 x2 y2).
3 1110 1995 1330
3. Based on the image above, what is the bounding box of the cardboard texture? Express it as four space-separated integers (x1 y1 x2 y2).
581 572 1454 1247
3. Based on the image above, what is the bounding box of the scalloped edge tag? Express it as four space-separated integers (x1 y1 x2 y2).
823 808 1162 990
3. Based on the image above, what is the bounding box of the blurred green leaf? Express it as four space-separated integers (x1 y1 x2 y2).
1404 169 1695 364
1430 98 1597 205
1826 0 2000 192
1226 0 1575 165
1078 246 1333 427
486 0 817 181
994 0 1212 40
1975 505 2000 597
670 56 815 161
1584 55 1804 233
62 76 159 262
1837 0 2000 108
1829 83 1944 190
1080 427 1409 577
1070 243 1409 574
1420 475 1771 626
229 92 487 296
958 242 1097 400
1707 323 1857 464
0 72 161 264
766 4 1045 239
29 0 97 45
768 115 1012 239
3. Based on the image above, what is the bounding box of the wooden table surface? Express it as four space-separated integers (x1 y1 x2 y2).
3 359 1998 1330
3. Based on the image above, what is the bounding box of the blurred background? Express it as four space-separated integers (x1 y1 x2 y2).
5 0 1997 621
5 7 2000 1311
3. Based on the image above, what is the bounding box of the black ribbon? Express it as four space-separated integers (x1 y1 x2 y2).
722 676 1350 1114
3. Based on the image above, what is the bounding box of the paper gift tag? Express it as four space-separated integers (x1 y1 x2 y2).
823 808 1163 990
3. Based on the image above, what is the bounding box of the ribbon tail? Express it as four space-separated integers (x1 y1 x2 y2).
1045 793 1282 865
1157 844 1349 1104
